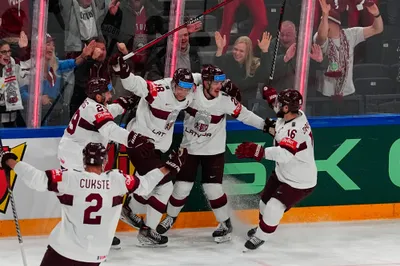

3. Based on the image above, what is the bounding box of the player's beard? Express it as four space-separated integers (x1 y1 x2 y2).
274 105 285 118
204 86 216 100
100 95 112 105
276 110 285 118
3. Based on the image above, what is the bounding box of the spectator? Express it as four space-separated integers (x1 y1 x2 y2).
57 0 107 58
102 0 165 59
214 31 271 108
348 0 379 27
314 0 383 114
69 37 109 118
314 0 379 28
20 34 95 125
219 0 268 54
0 35 29 128
0 1 31 39
269 21 326 94
143 25 202 81
0 1 31 57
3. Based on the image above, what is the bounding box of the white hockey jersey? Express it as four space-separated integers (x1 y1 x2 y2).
182 86 265 155
13 161 165 263
121 73 201 152
264 110 317 189
58 98 128 170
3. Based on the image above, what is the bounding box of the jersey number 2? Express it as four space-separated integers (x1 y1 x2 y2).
83 193 102 225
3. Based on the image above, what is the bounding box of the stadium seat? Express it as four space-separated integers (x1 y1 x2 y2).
381 38 400 65
354 77 396 95
307 95 365 116
365 94 400 114
353 64 390 79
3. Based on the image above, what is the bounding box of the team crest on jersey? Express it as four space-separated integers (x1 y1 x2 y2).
50 169 64 183
0 143 27 214
194 110 211 132
124 174 135 191
165 109 180 130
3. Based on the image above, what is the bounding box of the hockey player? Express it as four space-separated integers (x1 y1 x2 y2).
58 77 154 171
0 142 188 265
111 55 200 246
234 88 317 251
155 65 266 243
57 77 153 247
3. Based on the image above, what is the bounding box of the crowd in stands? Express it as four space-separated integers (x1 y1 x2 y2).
0 0 397 128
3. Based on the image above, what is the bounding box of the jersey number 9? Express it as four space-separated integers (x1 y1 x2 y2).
67 110 81 135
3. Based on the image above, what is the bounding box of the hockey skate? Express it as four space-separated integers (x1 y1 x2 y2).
247 227 257 238
120 197 144 229
243 236 265 252
111 236 121 250
156 215 177 234
137 225 168 248
212 218 232 243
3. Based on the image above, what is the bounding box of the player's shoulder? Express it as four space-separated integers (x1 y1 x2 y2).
219 92 242 116
296 111 311 128
220 91 231 99
153 79 172 91
45 168 69 182
105 169 124 178
146 79 172 99
289 113 311 139
106 170 136 190
220 92 240 106
81 98 108 115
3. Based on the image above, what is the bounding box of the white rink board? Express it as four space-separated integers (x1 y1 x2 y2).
0 138 62 220
0 137 148 222
1 220 400 266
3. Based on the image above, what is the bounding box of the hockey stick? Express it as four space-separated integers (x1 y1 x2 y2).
0 138 28 266
267 0 287 86
122 0 235 61
252 0 287 113
41 82 67 126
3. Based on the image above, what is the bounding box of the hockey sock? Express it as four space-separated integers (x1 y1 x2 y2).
255 198 286 241
259 199 266 220
146 182 173 229
203 183 229 222
167 181 194 217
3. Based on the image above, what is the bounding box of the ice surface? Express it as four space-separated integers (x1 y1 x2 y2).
1 220 400 266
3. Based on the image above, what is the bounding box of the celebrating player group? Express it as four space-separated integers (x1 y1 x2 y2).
0 52 317 264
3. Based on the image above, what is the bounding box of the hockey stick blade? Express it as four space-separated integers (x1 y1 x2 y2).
123 0 235 61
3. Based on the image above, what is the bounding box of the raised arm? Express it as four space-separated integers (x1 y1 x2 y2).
362 4 384 39
1 152 67 193
315 0 331 46
111 55 149 97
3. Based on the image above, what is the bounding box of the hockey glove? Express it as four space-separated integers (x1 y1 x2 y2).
127 131 155 158
262 86 277 108
235 142 265 162
164 147 188 176
110 54 131 79
114 95 140 111
0 151 18 172
222 79 242 102
263 118 276 137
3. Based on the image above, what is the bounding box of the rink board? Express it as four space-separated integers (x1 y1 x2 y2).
1 115 400 237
